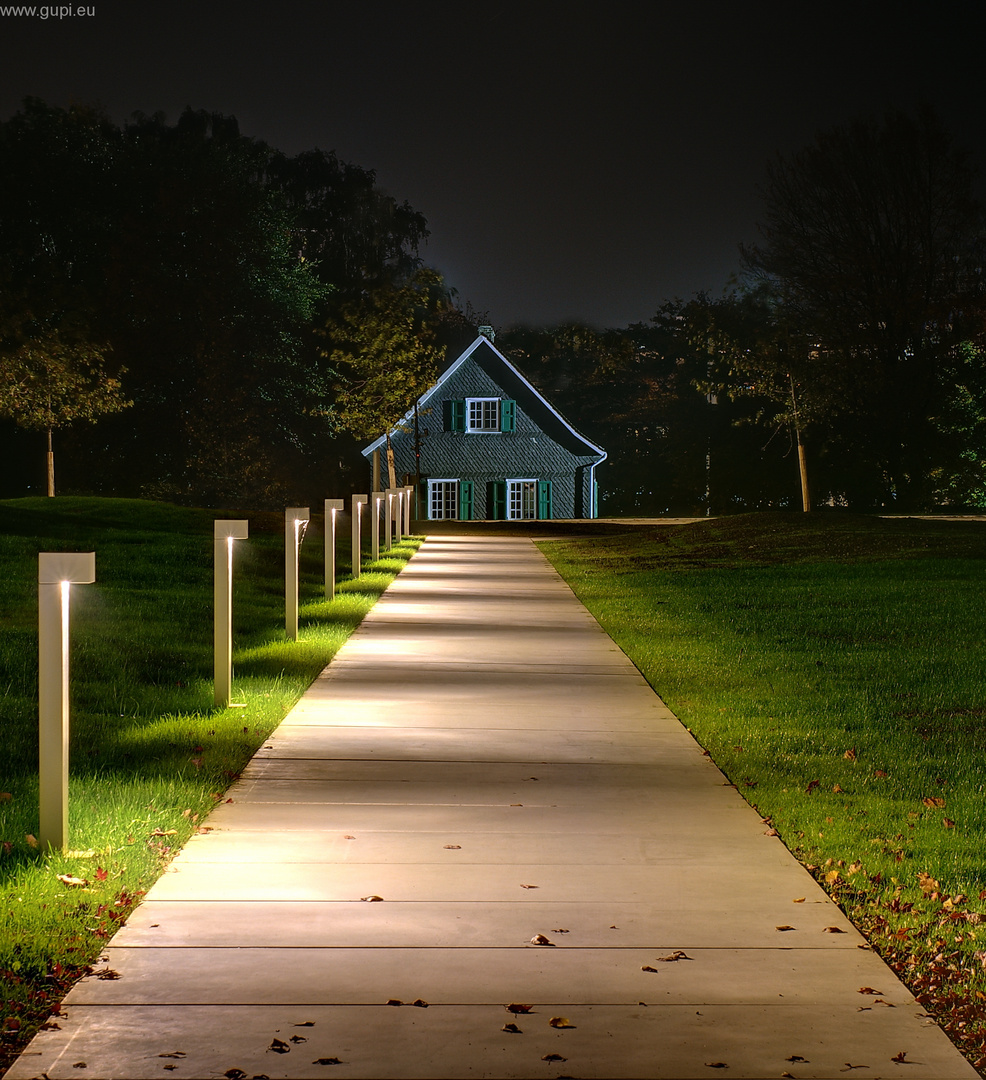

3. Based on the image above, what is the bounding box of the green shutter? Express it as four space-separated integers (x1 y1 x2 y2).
444 399 466 432
537 480 553 520
458 480 474 521
489 480 507 520
500 399 516 432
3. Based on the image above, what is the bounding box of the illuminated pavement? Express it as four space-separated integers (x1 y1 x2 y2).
9 536 976 1079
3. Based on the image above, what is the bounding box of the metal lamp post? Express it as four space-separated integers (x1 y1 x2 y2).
324 498 343 600
285 507 310 641
214 520 248 707
38 551 95 851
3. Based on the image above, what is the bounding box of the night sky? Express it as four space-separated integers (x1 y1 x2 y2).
1 0 983 329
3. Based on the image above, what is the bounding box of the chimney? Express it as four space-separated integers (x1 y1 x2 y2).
478 325 495 343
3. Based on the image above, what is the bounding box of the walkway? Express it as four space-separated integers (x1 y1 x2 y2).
9 537 976 1079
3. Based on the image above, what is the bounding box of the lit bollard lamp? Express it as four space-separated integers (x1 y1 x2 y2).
371 491 384 563
384 489 395 552
214 520 248 707
395 488 404 545
404 484 414 534
351 494 368 578
38 551 95 852
324 499 344 600
285 507 310 641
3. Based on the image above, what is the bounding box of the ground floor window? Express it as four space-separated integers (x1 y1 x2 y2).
427 479 474 520
429 480 459 520
507 479 537 520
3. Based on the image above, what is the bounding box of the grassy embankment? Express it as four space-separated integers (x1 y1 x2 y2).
0 497 419 1070
539 513 986 1071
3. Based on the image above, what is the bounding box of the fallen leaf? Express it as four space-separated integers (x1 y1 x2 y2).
289 1035 307 1043
858 987 883 995
825 869 840 884
158 1052 186 1059
833 784 845 793
943 818 956 828
224 1072 247 1079
891 1051 909 1063
94 968 121 980
530 934 554 946
57 875 88 888
806 779 820 794
874 999 896 1008
874 769 888 778
505 1003 533 1013
410 998 429 1008
923 796 946 809
443 844 461 849
502 1022 522 1033
705 1063 729 1069
94 867 108 882
72 1063 87 1070
657 950 693 962
823 926 847 933
792 897 806 904
343 835 355 840
844 748 857 761
312 1059 342 1066
510 803 523 807
386 999 403 1006
542 1054 566 1062
360 895 384 902
552 928 570 933
164 1066 178 1071
520 883 538 889
775 925 796 932
294 1022 315 1027
641 965 658 972
25 834 38 848
549 1017 575 1028
786 1056 808 1063
268 1038 290 1054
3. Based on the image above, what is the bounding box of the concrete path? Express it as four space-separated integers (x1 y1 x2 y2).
9 536 976 1080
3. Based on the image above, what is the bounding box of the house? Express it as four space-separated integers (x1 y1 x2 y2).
361 330 607 520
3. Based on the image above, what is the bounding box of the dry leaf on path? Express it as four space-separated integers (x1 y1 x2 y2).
520 883 538 889
506 1003 533 1013
312 1058 342 1066
657 950 693 962
641 965 658 972
858 987 883 995
360 895 384 902
541 1054 566 1062
410 998 429 1008
530 934 554 946
548 1017 575 1028
775 925 796 932
823 926 847 933
268 1038 290 1054
502 1023 522 1033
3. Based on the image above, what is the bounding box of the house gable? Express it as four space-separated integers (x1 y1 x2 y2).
361 335 606 519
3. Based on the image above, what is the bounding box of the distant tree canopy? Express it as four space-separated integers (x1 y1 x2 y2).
507 109 986 515
0 99 433 504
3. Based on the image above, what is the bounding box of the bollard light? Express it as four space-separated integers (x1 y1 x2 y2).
285 507 310 641
385 489 395 552
324 499 344 600
371 491 384 563
214 520 248 707
38 551 95 852
351 494 368 578
404 484 414 534
395 488 404 544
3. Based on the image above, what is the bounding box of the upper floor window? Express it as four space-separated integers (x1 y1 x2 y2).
467 397 500 432
445 398 516 433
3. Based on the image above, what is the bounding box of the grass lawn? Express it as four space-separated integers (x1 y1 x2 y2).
538 512 986 1071
0 497 420 1070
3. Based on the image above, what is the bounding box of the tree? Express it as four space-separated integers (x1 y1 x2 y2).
323 268 451 486
741 108 986 508
0 326 130 495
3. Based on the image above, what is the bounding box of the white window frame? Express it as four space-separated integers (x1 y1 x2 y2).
428 479 459 520
465 397 501 433
507 478 538 520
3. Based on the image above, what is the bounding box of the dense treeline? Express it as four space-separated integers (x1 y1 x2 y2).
2 101 984 512
0 99 465 505
506 109 986 514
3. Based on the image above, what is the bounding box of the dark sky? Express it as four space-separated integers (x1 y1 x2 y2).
1 0 982 329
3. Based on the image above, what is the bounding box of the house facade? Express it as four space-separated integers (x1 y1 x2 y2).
362 333 606 520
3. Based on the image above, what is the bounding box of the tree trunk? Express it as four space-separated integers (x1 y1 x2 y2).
797 440 811 512
46 427 55 497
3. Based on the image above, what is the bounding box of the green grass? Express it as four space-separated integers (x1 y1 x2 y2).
0 497 420 1067
538 512 986 1070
